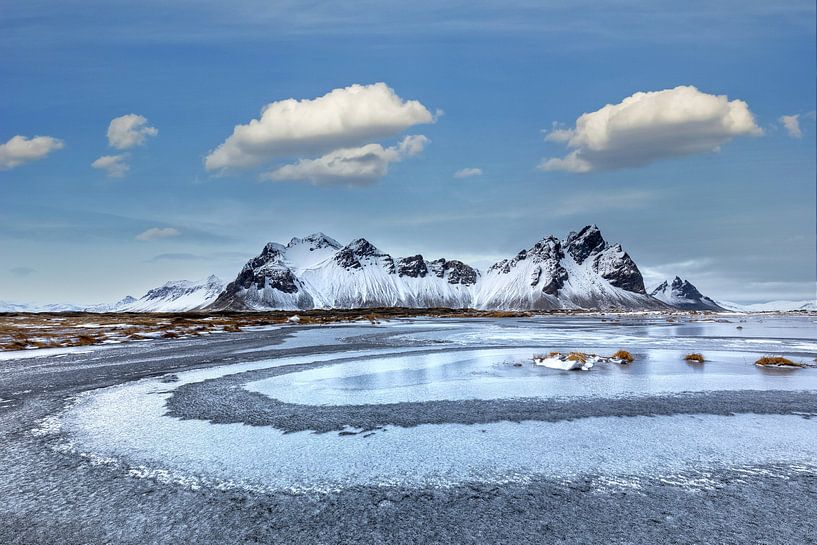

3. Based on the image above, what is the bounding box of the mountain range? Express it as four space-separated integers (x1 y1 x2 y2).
3 225 812 313
207 225 709 311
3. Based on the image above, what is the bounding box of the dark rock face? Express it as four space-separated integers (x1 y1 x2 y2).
565 225 606 264
593 245 647 294
244 243 286 271
334 247 363 270
227 243 301 294
397 255 429 278
430 259 478 286
490 236 567 296
540 262 569 296
335 239 395 273
669 276 704 299
446 260 478 286
227 264 299 295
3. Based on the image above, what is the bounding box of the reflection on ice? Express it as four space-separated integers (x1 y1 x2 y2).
247 346 817 406
59 315 817 492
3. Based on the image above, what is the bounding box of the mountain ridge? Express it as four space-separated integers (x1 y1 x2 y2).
210 225 669 311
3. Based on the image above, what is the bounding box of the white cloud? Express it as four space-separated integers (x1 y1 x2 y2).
779 114 802 138
135 227 181 241
454 167 483 178
205 83 435 171
543 122 573 143
540 85 762 173
0 135 64 169
263 135 428 185
107 114 158 149
91 154 129 177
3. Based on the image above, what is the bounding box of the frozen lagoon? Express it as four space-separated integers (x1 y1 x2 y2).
59 315 817 493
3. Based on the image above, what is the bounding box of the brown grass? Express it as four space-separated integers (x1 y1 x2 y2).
0 307 659 353
684 353 705 363
755 356 803 368
610 350 634 363
75 334 98 346
566 352 588 363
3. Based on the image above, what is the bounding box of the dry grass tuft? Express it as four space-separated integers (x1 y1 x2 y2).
755 356 803 368
75 335 97 346
684 353 705 363
566 352 588 363
610 350 634 363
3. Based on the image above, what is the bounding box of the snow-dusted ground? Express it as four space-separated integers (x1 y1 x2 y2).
56 315 817 493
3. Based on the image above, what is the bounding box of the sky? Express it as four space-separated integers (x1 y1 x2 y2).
1 0 815 305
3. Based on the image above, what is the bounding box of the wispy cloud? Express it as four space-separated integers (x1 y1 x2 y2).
453 167 483 178
9 266 36 277
135 227 181 241
145 251 248 263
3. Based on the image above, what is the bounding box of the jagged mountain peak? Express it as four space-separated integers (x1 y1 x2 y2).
397 255 429 278
345 238 382 256
651 276 723 311
259 242 287 259
565 224 607 264
286 232 342 250
429 259 479 285
334 238 394 271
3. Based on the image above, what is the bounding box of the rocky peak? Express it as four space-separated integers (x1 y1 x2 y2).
652 276 704 300
255 242 287 264
489 235 563 274
335 238 394 272
591 245 646 294
529 236 564 262
650 276 723 311
565 225 607 264
287 232 341 251
397 255 429 278
429 259 479 285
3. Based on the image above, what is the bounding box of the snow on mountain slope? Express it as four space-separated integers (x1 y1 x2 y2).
211 234 479 310
85 296 138 313
0 301 85 313
212 225 664 311
473 226 662 310
717 299 816 312
123 276 225 312
650 276 724 311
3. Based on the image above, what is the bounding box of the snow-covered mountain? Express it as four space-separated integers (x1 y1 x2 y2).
0 301 86 313
717 299 817 312
123 275 225 312
650 276 724 311
210 234 478 310
473 226 663 310
85 296 138 313
210 226 665 311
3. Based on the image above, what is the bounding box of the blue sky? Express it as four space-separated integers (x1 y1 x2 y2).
1 1 815 305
